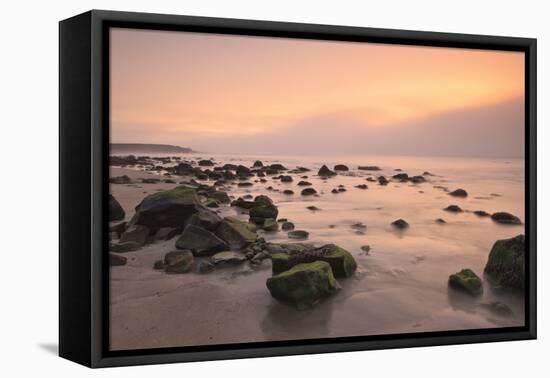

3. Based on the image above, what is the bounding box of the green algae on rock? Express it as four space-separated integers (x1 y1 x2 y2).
448 268 483 295
484 234 525 289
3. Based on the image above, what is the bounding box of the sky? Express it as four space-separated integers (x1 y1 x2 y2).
110 28 525 158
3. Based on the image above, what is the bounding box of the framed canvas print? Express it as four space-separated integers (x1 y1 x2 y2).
59 10 537 368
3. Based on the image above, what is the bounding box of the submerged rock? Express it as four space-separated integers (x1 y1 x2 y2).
378 176 389 185
491 212 522 225
262 218 279 231
280 175 293 182
449 188 468 197
301 188 317 196
132 186 200 228
163 250 194 273
334 164 349 171
306 206 320 211
474 210 490 217
283 189 294 195
391 219 409 229
355 184 368 189
444 205 463 212
266 261 339 309
109 194 125 221
435 218 447 224
281 222 295 231
249 204 279 224
409 175 426 184
318 165 336 177
358 166 381 171
175 224 228 256
297 180 312 186
392 173 409 182
288 230 309 239
449 268 483 295
484 234 525 289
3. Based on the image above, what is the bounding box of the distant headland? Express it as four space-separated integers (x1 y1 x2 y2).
110 143 193 154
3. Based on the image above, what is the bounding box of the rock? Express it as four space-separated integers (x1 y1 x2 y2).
198 159 214 166
164 250 194 273
491 212 522 225
153 260 165 270
474 210 490 217
318 165 336 176
334 164 349 171
391 219 409 229
392 173 409 181
288 230 309 239
254 195 273 206
378 176 389 185
132 186 200 228
360 245 371 254
154 227 182 241
110 175 132 184
280 175 293 182
409 176 426 184
444 205 463 212
271 243 357 278
482 301 513 317
297 181 312 186
449 188 468 197
110 253 127 266
351 222 367 230
301 188 317 196
252 160 263 167
484 234 525 289
266 261 339 309
262 218 279 231
216 217 257 248
203 198 219 208
175 225 228 256
186 209 222 231
306 206 320 211
449 268 483 295
210 191 230 204
111 241 141 252
141 178 161 184
358 166 381 171
435 218 446 224
331 189 338 193
355 184 368 189
119 225 150 246
423 171 434 176
283 189 294 195
109 221 127 237
198 260 216 274
251 251 270 265
164 179 176 184
231 197 259 209
237 182 253 187
211 251 247 264
249 204 279 224
109 194 125 221
281 222 295 231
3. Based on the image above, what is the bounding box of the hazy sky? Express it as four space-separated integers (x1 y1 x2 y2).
110 28 525 157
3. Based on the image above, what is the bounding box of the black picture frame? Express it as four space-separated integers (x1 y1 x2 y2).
59 9 537 368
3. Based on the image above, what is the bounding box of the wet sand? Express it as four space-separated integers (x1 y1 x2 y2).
109 155 525 351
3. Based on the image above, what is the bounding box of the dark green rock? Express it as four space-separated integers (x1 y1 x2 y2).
281 222 295 231
249 204 278 223
175 225 228 256
266 261 339 309
215 217 257 249
484 234 525 289
449 268 483 295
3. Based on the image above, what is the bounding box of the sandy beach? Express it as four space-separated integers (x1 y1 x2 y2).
109 154 525 351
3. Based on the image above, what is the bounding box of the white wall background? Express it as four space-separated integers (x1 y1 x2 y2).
0 0 547 376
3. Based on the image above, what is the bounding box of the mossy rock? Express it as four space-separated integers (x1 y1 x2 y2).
449 268 483 295
164 250 194 273
109 194 125 221
262 218 279 231
266 261 339 309
288 230 309 239
215 217 257 249
133 186 200 228
175 224 228 256
211 251 247 264
484 234 525 289
186 209 222 231
272 243 357 278
249 204 278 223
281 221 295 231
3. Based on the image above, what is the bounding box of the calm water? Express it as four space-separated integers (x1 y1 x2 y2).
112 153 525 344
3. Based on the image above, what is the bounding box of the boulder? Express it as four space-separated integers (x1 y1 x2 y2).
288 230 309 239
301 188 317 196
334 164 349 171
163 250 194 273
449 268 483 295
211 251 247 264
280 175 293 182
186 209 222 231
449 188 468 197
109 253 127 266
392 173 409 181
119 225 150 246
254 195 274 206
175 225 228 256
262 218 279 231
391 219 409 229
281 222 295 231
249 204 279 224
215 217 257 249
132 186 200 228
109 194 125 221
231 197 259 210
318 165 336 176
252 160 263 167
484 234 525 289
266 261 339 309
491 212 522 225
